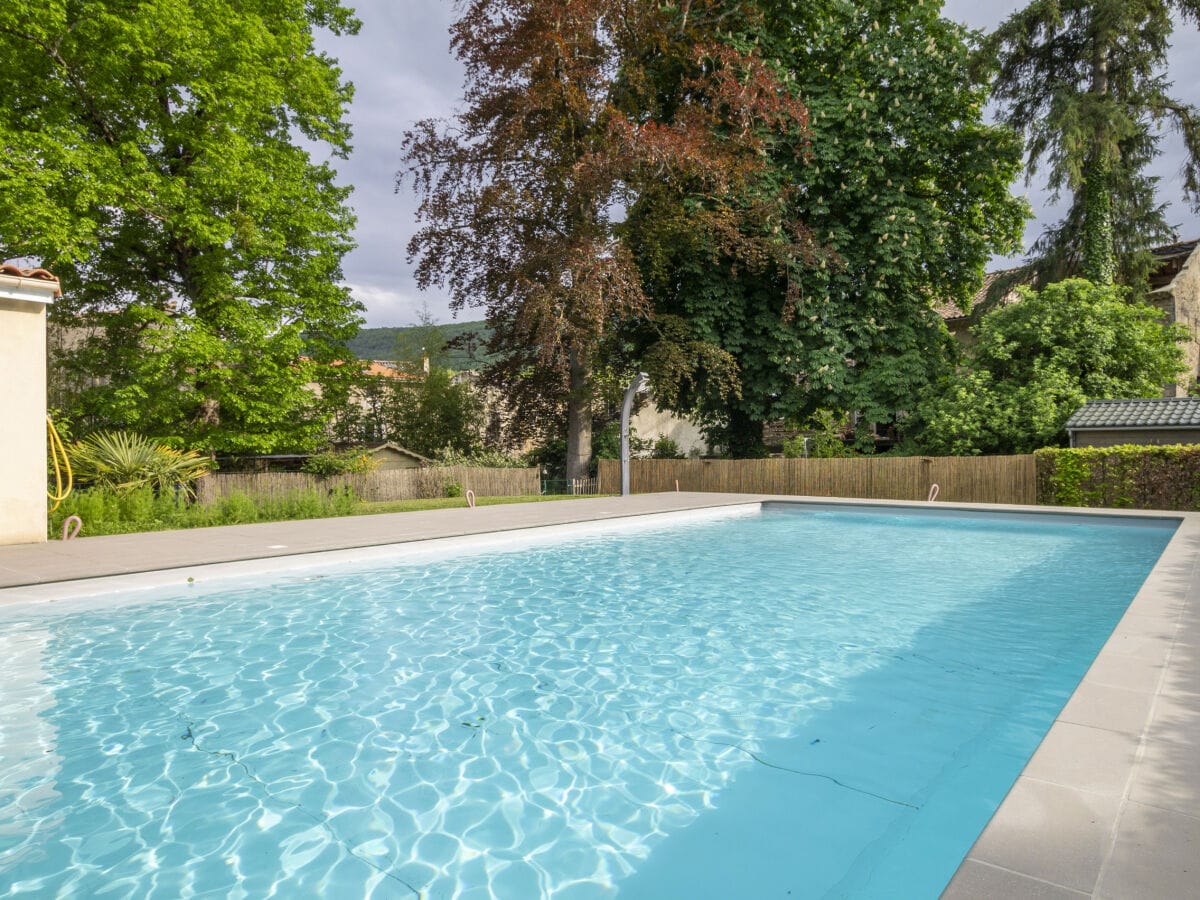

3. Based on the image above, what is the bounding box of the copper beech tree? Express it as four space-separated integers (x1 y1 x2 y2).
401 0 811 479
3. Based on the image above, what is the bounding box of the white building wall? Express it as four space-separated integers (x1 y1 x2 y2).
631 402 707 456
0 293 52 543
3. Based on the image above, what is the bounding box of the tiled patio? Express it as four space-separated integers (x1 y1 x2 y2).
1 492 1196 898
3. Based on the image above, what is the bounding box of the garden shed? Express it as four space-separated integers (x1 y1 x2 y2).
365 442 430 470
1064 398 1200 447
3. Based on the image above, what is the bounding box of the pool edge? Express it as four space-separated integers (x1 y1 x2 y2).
1 492 1196 898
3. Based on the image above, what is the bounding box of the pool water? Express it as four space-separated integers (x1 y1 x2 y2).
0 505 1175 898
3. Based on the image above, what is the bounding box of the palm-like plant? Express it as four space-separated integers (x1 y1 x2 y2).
71 431 212 497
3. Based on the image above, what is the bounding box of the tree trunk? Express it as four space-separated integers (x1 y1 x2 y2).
565 347 593 481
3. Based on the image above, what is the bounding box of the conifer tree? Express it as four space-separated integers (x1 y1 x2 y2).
981 0 1200 286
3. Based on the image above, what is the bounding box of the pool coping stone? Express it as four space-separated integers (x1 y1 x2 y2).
0 491 1196 899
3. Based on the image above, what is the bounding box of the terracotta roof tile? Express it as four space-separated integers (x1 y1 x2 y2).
935 268 1025 321
0 264 62 296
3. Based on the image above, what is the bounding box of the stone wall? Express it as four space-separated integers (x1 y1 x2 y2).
1150 244 1200 396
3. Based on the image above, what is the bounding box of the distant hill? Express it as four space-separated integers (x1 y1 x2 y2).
347 320 494 371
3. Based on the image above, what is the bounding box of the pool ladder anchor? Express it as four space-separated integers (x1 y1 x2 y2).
927 483 940 502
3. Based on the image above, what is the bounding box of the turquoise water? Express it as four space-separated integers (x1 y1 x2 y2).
0 505 1175 898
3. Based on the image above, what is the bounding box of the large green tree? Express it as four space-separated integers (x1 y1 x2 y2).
401 0 809 479
981 0 1200 286
388 368 484 458
914 279 1187 455
0 0 363 453
629 0 1027 455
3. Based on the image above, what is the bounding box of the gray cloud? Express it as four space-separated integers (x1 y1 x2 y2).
324 1 1200 326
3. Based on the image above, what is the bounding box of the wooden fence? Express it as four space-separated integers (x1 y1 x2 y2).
195 466 539 505
598 456 1037 505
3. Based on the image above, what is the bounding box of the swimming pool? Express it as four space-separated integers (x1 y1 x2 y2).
0 503 1177 897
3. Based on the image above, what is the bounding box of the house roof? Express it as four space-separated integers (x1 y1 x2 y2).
1150 238 1200 291
298 357 420 380
1064 398 1200 431
934 268 1024 322
0 263 62 297
936 238 1200 322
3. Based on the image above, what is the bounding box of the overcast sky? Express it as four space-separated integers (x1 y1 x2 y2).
319 2 1200 327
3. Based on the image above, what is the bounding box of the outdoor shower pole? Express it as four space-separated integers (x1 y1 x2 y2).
620 372 649 497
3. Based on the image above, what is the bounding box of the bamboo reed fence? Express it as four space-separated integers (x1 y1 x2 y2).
597 456 1037 505
195 466 539 505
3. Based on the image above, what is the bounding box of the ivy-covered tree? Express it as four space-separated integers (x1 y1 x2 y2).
630 0 1027 455
913 279 1187 455
401 0 810 478
980 0 1200 287
0 0 363 453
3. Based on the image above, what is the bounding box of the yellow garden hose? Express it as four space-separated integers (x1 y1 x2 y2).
47 415 73 513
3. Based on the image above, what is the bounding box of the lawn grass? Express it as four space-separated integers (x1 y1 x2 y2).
49 488 603 538
351 494 597 515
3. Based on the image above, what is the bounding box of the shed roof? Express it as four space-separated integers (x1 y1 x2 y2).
366 442 430 463
1064 398 1200 431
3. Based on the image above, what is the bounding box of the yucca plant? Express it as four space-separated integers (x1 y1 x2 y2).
71 431 212 498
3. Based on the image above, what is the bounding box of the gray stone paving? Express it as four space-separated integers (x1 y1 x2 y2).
1 492 1196 898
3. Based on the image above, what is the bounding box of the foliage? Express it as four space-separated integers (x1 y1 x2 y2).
913 279 1188 455
442 480 464 499
524 438 568 481
48 485 358 538
782 410 854 459
400 1 812 478
392 302 451 373
70 430 212 496
301 448 376 478
388 368 484 458
591 422 651 462
434 447 529 469
0 0 363 454
979 0 1200 287
650 436 685 460
1037 444 1200 510
630 0 1027 455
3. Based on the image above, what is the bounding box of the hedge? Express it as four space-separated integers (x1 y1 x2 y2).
1035 444 1200 511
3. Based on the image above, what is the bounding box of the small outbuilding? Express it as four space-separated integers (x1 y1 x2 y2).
1064 398 1200 447
364 442 430 470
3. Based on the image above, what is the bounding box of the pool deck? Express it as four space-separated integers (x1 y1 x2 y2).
0 492 1196 898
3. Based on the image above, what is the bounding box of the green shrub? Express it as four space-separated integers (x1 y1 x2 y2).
301 448 376 477
71 430 212 496
443 480 464 498
434 447 528 468
1036 444 1200 510
48 485 362 538
650 436 685 459
782 410 854 458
